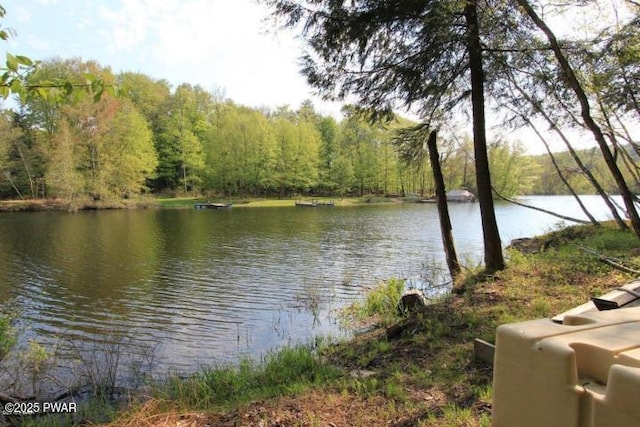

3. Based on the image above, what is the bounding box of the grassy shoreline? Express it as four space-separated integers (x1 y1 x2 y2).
12 222 640 426
156 195 409 209
0 198 158 212
0 195 411 212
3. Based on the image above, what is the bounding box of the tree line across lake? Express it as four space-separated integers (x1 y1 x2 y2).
0 58 632 202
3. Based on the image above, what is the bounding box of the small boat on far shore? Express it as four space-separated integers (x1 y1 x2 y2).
295 199 335 207
194 202 232 210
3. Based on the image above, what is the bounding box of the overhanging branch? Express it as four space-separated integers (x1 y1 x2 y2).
492 186 590 224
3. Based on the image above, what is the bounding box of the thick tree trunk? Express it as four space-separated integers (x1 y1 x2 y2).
426 130 461 279
465 0 505 272
517 0 640 239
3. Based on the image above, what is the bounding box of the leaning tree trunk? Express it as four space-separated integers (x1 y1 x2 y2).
526 116 600 225
510 78 627 229
426 130 461 279
517 0 640 239
465 0 505 272
597 98 640 192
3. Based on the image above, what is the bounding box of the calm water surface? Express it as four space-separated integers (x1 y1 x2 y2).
0 195 624 378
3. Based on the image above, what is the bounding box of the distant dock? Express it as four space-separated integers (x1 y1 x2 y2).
194 202 232 210
295 199 335 207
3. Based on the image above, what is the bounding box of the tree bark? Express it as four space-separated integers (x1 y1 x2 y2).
426 130 461 279
465 0 505 272
517 0 640 239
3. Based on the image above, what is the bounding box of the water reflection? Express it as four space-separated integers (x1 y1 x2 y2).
0 195 625 377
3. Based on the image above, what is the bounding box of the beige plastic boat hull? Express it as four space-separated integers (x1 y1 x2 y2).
492 306 640 426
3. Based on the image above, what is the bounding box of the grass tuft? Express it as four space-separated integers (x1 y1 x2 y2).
156 346 339 411
342 278 406 325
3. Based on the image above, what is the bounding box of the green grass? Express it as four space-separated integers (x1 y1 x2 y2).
423 402 491 427
155 197 325 209
0 301 16 360
0 315 14 359
154 195 412 209
155 346 340 410
154 196 200 208
320 222 639 426
342 278 406 325
0 195 409 213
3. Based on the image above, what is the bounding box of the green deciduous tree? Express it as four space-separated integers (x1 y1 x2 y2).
270 106 321 197
489 141 538 197
491 0 640 236
118 72 171 125
265 0 509 271
206 102 276 196
341 108 382 196
0 110 26 198
316 115 340 193
45 96 156 200
101 101 157 197
154 84 209 193
43 120 84 201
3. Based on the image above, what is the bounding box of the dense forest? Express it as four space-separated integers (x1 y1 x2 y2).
1 58 632 202
0 0 638 208
0 57 538 201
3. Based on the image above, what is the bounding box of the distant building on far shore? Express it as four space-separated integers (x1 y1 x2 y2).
447 189 476 203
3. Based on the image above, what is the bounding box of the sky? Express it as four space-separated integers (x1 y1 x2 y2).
0 0 343 117
0 1 635 155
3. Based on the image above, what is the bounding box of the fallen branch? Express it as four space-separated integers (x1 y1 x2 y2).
575 244 640 275
492 187 590 224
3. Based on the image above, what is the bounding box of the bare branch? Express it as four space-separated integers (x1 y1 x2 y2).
492 186 591 224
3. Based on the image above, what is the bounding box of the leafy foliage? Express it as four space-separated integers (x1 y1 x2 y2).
0 53 557 203
0 0 600 202
1 8 115 104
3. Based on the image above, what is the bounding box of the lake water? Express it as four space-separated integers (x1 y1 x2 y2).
0 195 625 386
